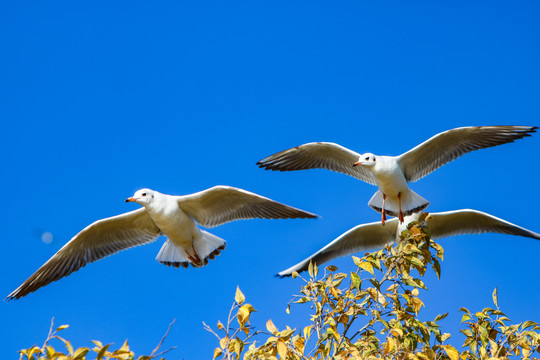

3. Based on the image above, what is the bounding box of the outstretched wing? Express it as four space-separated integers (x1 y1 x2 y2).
277 220 398 277
7 208 161 300
398 126 537 182
177 186 317 228
428 209 540 240
257 142 377 185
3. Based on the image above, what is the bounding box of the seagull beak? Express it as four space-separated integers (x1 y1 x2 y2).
125 197 136 202
353 161 363 167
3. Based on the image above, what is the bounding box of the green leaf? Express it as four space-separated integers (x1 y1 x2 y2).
351 272 361 290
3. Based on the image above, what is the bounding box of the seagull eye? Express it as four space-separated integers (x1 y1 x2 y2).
142 193 147 197
365 156 369 160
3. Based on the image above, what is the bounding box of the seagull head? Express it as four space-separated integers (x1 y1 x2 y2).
125 188 155 205
353 153 377 168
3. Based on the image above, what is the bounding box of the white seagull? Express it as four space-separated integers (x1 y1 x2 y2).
7 186 317 300
277 209 540 277
257 126 537 224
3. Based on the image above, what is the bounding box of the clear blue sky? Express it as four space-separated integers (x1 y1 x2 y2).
1 1 539 358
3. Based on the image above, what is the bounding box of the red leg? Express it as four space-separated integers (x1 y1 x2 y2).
381 193 387 225
186 245 202 266
398 192 404 223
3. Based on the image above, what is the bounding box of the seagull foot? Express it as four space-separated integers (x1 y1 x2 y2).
397 192 404 223
186 246 203 267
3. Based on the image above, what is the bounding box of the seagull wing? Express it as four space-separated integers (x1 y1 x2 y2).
397 126 537 182
427 209 540 240
177 186 318 228
7 208 161 300
257 142 377 185
277 220 398 277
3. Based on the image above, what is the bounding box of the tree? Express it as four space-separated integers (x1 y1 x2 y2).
205 214 540 360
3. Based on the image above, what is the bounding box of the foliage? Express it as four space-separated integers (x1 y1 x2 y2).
206 214 540 360
19 318 176 360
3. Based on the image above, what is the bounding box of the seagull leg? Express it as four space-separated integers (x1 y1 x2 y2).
186 245 203 266
381 193 387 225
398 192 404 223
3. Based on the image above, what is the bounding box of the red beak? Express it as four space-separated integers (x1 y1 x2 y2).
353 161 363 167
125 197 136 202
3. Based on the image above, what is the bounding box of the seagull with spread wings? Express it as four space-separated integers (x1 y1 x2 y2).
277 209 540 277
258 126 537 224
7 186 317 300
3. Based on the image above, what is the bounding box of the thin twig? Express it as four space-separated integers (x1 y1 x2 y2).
42 317 56 349
203 322 222 341
150 319 176 358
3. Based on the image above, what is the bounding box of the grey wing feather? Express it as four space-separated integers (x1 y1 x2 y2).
398 126 537 182
7 208 161 300
257 142 377 185
177 186 318 228
277 220 398 277
428 209 540 240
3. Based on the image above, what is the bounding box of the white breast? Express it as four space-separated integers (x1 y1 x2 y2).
372 156 409 196
146 195 200 248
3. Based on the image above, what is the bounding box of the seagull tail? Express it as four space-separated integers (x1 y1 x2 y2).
194 230 227 265
156 232 227 269
369 189 430 217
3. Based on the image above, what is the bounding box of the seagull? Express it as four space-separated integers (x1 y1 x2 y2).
257 126 537 224
7 186 317 300
277 209 540 277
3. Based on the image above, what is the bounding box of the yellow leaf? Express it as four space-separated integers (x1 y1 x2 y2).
412 297 424 314
277 340 288 359
235 286 245 305
303 325 312 340
383 339 395 355
73 347 89 360
308 261 318 278
217 321 224 331
56 324 70 331
443 345 460 360
489 339 498 356
266 319 278 334
358 261 374 275
492 287 498 308
213 347 223 360
219 336 229 349
120 339 129 351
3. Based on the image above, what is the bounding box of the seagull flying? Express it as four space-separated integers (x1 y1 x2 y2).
277 209 540 277
7 186 317 300
257 126 537 224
